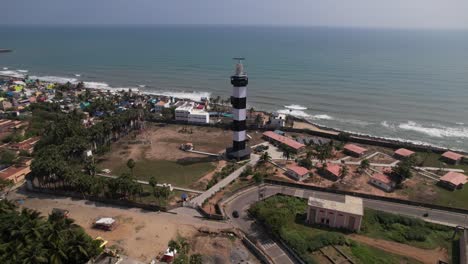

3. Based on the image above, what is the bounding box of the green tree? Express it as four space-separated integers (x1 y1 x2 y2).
339 165 349 178
189 254 203 264
359 159 370 172
253 172 264 184
149 176 157 195
0 150 16 166
127 159 136 176
260 152 271 164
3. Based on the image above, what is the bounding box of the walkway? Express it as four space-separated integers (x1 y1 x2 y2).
96 174 203 194
186 149 221 157
189 154 260 207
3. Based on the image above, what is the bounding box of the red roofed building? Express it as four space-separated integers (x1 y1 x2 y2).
0 160 32 184
369 173 395 192
394 148 415 159
441 151 464 165
438 171 468 190
286 165 310 181
263 131 305 153
8 137 40 154
318 163 343 181
343 144 367 157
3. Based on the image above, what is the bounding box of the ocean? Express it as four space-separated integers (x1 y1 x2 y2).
1 25 467 150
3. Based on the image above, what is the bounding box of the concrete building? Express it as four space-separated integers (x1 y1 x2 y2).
226 58 251 160
285 165 310 181
438 171 468 190
394 148 415 159
174 102 210 124
318 163 342 181
0 160 32 184
269 112 286 128
343 144 368 157
306 195 363 232
369 173 395 192
441 151 464 165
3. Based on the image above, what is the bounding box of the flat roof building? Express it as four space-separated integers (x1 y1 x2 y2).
306 195 363 232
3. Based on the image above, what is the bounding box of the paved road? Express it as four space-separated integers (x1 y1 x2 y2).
190 154 260 207
96 174 203 194
223 184 468 263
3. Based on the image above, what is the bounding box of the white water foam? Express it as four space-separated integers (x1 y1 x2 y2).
277 109 310 118
398 121 468 138
30 75 78 84
312 114 334 120
284 104 307 110
83 81 110 89
138 84 146 88
74 74 81 77
456 122 465 125
0 70 26 78
17 69 28 73
2 67 8 70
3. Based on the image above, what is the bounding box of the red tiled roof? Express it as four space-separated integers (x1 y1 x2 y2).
382 167 393 175
442 151 464 161
0 165 30 180
344 144 367 155
439 171 467 186
326 164 342 177
287 165 309 176
263 131 305 150
371 173 393 185
394 148 415 157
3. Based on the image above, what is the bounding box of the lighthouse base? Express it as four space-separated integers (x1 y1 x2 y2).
226 147 251 161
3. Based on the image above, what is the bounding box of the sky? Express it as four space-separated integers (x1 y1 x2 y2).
1 0 468 29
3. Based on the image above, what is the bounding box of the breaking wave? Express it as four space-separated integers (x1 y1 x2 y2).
2 67 8 70
74 74 81 77
277 109 310 118
284 104 307 110
30 75 78 84
398 121 468 138
312 114 334 120
17 69 28 73
83 81 110 89
145 91 211 102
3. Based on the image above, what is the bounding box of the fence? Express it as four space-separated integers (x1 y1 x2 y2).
265 179 468 215
28 186 177 212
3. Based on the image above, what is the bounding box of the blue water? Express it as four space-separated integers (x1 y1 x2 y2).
1 25 467 150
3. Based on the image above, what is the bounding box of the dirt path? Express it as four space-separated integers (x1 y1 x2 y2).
349 234 448 264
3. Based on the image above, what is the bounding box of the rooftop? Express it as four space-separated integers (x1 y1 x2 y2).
344 144 367 155
442 151 464 161
287 165 309 176
263 131 305 150
439 171 468 186
371 173 393 184
308 195 363 216
394 148 415 157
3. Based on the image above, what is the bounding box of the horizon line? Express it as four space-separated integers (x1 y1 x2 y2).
1 23 468 31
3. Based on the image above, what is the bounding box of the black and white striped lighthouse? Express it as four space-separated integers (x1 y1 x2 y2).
226 58 251 160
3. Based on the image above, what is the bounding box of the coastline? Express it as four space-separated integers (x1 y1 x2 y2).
0 69 466 154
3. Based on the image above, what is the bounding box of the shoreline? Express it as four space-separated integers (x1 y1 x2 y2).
0 69 466 154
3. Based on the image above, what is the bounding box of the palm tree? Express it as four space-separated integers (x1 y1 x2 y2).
260 152 271 164
359 159 370 173
339 165 349 178
127 159 136 176
149 176 157 196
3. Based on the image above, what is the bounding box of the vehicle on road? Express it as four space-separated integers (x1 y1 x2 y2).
93 217 117 231
232 210 239 218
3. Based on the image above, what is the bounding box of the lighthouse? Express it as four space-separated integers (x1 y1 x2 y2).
226 58 251 160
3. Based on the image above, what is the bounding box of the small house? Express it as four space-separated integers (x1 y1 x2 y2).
285 165 310 181
318 163 342 181
394 148 415 159
369 173 395 192
438 171 468 190
343 144 367 157
441 151 464 165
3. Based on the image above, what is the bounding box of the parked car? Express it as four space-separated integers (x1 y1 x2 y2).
232 210 239 218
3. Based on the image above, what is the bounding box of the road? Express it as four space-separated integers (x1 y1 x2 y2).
190 154 260 207
223 184 468 264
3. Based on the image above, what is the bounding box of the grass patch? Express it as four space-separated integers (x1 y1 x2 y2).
361 209 456 254
427 185 468 209
249 195 422 264
107 159 216 189
416 152 468 172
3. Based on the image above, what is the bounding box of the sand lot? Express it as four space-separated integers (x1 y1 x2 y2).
8 189 240 263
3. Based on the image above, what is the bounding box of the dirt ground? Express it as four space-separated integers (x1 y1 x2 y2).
7 189 238 263
349 234 448 264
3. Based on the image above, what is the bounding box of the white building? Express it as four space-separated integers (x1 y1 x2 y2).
175 102 210 124
269 112 286 128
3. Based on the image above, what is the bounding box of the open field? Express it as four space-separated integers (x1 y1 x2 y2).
6 189 259 263
416 151 468 172
248 195 439 264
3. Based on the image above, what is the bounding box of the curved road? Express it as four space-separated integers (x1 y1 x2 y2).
224 184 468 264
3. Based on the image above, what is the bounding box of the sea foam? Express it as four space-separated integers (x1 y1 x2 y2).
30 76 78 84
277 109 310 118
284 104 307 110
398 121 468 138
312 114 333 120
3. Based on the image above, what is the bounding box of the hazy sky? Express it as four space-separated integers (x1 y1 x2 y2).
2 0 468 29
